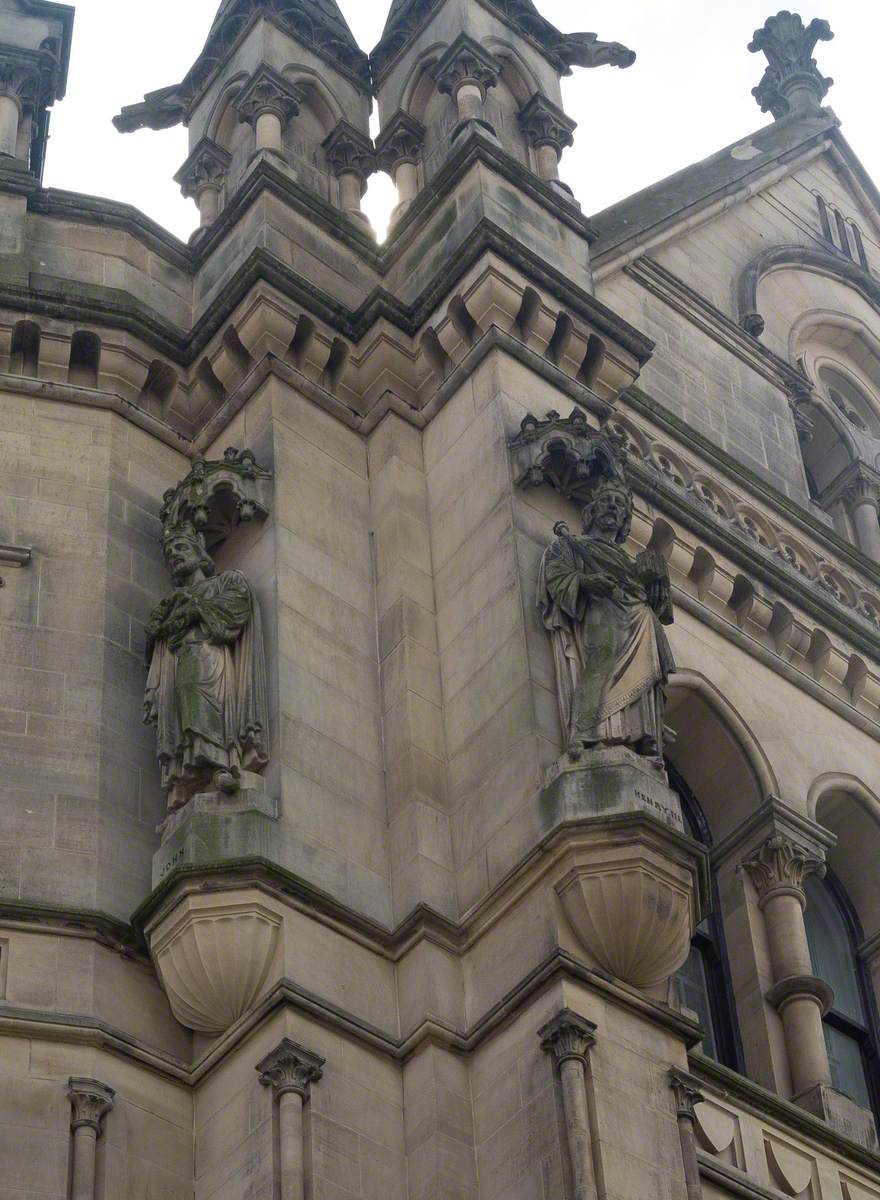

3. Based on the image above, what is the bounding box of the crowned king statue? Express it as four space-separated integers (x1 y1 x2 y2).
144 521 269 811
538 477 675 765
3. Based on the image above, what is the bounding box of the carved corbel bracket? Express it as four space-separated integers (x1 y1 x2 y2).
159 446 272 550
509 407 627 503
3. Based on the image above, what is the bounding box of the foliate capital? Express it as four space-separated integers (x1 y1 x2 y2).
740 834 825 905
174 137 231 200
669 1068 704 1121
435 35 501 101
748 12 834 118
539 1009 596 1067
0 45 55 115
256 1038 325 1098
235 65 303 129
68 1078 115 1135
375 110 426 173
322 121 376 182
820 460 880 516
518 93 577 154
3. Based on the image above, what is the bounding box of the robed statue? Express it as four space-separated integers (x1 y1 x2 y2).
538 479 674 764
145 523 269 811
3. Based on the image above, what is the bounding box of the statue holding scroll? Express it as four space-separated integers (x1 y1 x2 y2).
145 522 269 811
538 478 675 764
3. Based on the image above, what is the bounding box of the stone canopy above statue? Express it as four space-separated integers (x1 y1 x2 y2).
159 448 272 554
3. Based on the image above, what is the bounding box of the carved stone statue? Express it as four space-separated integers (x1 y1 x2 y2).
538 478 674 764
145 523 269 811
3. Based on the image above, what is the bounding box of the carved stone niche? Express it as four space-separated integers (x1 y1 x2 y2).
509 407 628 502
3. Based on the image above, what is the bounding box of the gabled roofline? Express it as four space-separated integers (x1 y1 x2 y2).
590 110 840 271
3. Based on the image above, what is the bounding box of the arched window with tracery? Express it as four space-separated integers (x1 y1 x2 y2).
804 872 880 1116
668 761 744 1071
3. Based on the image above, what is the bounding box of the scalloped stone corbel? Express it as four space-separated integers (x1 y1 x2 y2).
149 893 281 1034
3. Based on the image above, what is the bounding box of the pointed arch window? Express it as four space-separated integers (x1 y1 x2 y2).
804 874 880 1115
668 762 744 1071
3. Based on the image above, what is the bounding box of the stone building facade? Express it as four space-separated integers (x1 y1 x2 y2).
1 1 880 1198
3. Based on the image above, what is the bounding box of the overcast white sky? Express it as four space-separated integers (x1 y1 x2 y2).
42 1 879 243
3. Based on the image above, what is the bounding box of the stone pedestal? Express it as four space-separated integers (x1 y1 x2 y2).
544 748 707 992
541 745 686 835
153 778 279 888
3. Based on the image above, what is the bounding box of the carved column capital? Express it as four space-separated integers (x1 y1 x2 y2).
539 1009 596 1067
669 1069 704 1121
174 137 231 201
257 1038 325 1099
518 92 576 154
435 34 501 102
0 45 56 115
68 1078 115 1135
375 110 426 173
322 120 376 183
234 65 302 129
748 12 834 117
740 834 825 906
821 460 880 516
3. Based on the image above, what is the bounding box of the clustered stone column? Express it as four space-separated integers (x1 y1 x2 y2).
669 1069 705 1200
740 835 833 1099
376 110 426 223
174 137 232 228
540 1011 599 1200
67 1078 114 1200
234 65 302 156
322 120 376 226
257 1037 324 1200
435 34 500 135
518 93 577 183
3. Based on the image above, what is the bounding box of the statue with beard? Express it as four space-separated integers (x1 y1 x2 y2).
144 523 269 811
538 479 675 765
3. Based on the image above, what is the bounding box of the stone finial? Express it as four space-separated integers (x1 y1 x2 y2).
322 121 376 182
434 35 501 103
174 137 232 201
518 93 577 155
539 1010 597 1066
740 834 825 905
256 1038 325 1098
234 65 303 129
669 1069 705 1121
375 111 426 173
748 12 834 118
68 1078 115 1134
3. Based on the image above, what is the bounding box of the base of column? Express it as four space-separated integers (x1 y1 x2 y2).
794 1082 878 1150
